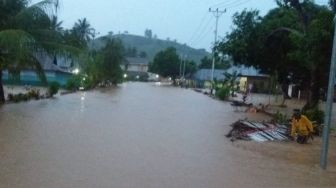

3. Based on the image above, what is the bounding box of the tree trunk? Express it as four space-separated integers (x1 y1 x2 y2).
0 70 5 104
304 70 320 110
281 82 289 106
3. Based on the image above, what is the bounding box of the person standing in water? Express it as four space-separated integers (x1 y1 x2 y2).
291 109 314 144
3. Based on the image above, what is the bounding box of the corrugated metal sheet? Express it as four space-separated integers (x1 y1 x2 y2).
194 66 268 81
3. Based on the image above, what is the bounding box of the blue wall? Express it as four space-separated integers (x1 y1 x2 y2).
2 70 72 86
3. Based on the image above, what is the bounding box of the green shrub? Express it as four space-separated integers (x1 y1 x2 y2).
303 108 325 124
7 89 42 103
27 89 40 100
8 93 28 103
48 82 60 97
65 76 81 91
82 77 96 90
273 111 289 124
65 75 96 91
216 86 230 100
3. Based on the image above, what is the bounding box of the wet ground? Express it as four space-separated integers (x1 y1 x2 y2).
0 82 335 188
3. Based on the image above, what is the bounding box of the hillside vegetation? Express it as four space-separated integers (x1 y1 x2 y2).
92 34 210 64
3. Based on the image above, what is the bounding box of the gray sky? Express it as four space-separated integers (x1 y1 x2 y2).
33 0 329 51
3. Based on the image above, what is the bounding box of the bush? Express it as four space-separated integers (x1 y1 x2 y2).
82 77 96 90
216 86 230 100
65 76 81 91
8 93 28 103
303 108 325 124
48 82 60 97
27 89 40 100
273 111 289 124
65 75 96 91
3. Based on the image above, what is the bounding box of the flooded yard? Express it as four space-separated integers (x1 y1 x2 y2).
0 83 335 188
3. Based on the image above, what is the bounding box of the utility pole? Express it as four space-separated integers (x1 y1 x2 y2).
209 8 226 94
321 16 336 170
179 54 183 78
183 55 187 78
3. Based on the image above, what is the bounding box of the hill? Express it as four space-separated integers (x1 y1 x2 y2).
91 34 210 64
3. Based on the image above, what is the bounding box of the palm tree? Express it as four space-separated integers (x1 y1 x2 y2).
0 0 79 103
73 18 95 46
51 15 63 32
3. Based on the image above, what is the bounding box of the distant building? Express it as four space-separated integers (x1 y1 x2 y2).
3 54 75 86
121 57 149 79
194 66 270 93
121 57 149 72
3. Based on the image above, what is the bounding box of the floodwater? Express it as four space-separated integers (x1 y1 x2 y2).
0 82 335 188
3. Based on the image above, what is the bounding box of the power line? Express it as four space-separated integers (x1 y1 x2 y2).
189 16 213 46
192 24 215 47
217 0 251 9
188 11 210 44
188 0 250 49
210 0 237 9
189 16 214 46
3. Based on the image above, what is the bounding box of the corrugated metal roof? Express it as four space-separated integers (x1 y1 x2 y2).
194 66 268 81
35 53 72 73
124 57 149 65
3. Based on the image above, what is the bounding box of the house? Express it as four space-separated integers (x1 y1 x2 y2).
194 66 270 93
2 53 75 86
121 57 149 72
121 57 149 79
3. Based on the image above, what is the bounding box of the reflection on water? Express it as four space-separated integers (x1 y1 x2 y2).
0 83 335 188
80 92 86 113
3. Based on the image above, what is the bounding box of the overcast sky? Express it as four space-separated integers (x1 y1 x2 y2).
33 0 329 51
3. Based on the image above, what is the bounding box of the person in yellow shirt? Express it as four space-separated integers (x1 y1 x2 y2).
291 109 314 144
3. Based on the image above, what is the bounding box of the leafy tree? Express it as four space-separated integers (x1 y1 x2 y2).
0 0 79 103
100 39 124 85
198 56 230 70
184 60 198 78
149 47 180 80
218 2 334 109
274 0 334 108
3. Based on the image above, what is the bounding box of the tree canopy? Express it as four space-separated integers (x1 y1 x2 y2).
198 56 231 70
0 0 80 103
218 1 334 108
149 47 180 79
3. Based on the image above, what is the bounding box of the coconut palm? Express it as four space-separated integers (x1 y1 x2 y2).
73 18 95 46
51 15 63 32
0 0 79 103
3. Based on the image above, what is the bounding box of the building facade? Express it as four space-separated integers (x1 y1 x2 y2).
194 66 270 93
2 53 74 86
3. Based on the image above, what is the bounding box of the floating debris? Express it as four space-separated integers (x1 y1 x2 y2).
227 120 290 142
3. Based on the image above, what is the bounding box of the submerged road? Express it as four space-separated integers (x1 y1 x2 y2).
0 83 335 188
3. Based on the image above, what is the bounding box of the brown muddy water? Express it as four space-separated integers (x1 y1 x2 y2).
0 82 335 188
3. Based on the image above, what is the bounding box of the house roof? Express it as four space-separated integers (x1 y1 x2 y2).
194 66 268 81
226 66 268 77
36 53 72 73
124 57 149 65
